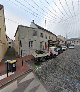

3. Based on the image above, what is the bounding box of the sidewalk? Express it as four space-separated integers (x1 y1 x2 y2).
0 55 34 87
13 72 47 92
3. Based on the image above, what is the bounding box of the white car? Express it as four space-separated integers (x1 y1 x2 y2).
32 50 50 62
49 47 58 57
61 46 67 51
69 45 74 49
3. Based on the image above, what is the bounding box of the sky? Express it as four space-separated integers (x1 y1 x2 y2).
0 0 80 40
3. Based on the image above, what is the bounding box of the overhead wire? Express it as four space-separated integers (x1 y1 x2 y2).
71 0 76 16
77 0 79 14
58 0 70 17
7 0 41 23
7 0 59 24
23 0 57 21
32 0 59 20
52 0 67 17
5 17 19 24
32 0 62 19
14 0 59 23
44 0 57 13
64 0 73 17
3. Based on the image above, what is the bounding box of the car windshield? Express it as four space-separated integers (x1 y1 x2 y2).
54 48 58 52
35 50 45 54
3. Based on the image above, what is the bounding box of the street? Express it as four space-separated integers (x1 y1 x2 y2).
35 45 80 92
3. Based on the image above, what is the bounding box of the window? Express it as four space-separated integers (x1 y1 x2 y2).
33 30 37 36
40 33 43 38
49 36 50 39
9 42 11 44
45 35 47 39
0 28 1 37
29 41 33 48
40 42 43 49
20 40 22 47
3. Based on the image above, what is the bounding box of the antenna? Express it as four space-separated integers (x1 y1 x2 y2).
45 19 46 28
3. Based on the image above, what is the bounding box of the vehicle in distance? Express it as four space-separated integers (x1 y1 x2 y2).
61 46 67 51
68 44 74 49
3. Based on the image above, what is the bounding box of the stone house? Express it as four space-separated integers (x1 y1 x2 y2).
0 4 8 61
14 20 57 56
67 38 80 45
57 35 66 45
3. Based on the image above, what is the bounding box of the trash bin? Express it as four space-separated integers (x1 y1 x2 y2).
8 60 16 72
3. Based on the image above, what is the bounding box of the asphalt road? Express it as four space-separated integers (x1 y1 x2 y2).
35 45 80 92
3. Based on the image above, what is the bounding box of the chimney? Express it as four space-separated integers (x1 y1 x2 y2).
32 20 34 23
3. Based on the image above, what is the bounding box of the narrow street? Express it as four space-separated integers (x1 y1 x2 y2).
35 46 80 92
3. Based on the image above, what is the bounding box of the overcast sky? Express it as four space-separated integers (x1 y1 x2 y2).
0 0 80 40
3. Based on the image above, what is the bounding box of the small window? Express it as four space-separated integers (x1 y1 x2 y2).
20 40 22 47
29 41 33 48
49 36 50 39
9 42 11 44
40 33 43 38
33 30 37 36
40 42 43 49
0 28 1 37
45 35 47 39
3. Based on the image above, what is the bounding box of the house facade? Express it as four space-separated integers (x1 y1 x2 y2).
67 38 80 45
57 35 66 45
6 35 14 48
14 21 57 56
0 4 8 61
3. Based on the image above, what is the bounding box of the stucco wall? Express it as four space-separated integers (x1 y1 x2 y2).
0 7 8 61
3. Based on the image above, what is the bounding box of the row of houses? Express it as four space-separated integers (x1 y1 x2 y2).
1 4 64 62
1 4 77 61
67 38 80 45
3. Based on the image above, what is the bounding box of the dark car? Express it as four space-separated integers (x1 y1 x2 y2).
57 46 63 54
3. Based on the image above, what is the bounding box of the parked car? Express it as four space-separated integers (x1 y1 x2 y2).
49 46 58 58
61 46 67 51
32 50 50 62
68 45 74 49
57 46 63 54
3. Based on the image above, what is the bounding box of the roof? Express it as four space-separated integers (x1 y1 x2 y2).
14 22 57 37
0 4 3 10
14 25 36 37
33 22 57 37
67 38 80 41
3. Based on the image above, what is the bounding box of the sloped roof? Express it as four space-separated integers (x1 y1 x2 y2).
67 38 80 41
0 4 3 10
33 22 56 37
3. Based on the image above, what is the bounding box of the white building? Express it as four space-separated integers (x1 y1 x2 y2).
67 38 80 45
14 21 57 56
6 35 14 48
57 35 66 45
